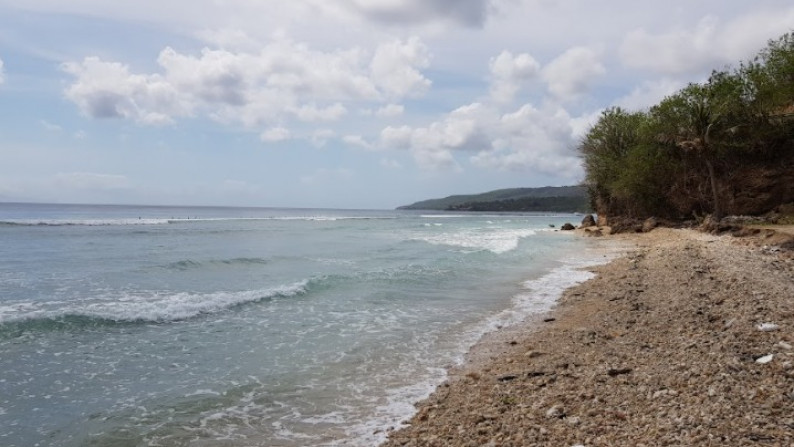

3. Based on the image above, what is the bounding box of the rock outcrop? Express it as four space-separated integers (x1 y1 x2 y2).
579 214 597 228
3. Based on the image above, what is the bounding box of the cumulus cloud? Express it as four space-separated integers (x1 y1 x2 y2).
343 135 374 149
370 37 431 99
380 102 493 170
469 104 583 179
61 36 430 130
620 8 794 75
61 57 184 125
375 103 404 117
489 50 540 103
346 0 493 27
542 46 605 101
377 98 585 180
293 103 347 122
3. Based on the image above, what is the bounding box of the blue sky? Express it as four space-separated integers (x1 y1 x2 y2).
1 1 792 209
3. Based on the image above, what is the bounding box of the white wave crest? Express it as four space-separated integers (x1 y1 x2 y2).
0 218 171 226
0 281 309 324
412 228 537 254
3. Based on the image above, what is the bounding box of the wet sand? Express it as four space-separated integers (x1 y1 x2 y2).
380 227 794 446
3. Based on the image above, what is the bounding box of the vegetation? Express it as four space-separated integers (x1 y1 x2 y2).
581 32 794 222
398 186 589 212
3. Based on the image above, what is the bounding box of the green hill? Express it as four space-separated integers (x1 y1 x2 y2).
397 186 589 212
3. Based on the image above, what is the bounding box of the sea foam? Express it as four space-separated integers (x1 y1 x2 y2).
411 228 537 254
0 280 309 326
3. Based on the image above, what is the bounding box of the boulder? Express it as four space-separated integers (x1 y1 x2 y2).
579 214 597 228
561 223 575 231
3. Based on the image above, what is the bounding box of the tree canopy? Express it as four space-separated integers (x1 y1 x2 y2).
580 32 794 221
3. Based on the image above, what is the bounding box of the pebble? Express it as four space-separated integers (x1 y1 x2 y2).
545 405 564 418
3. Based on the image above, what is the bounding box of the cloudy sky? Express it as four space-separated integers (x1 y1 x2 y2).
1 1 792 209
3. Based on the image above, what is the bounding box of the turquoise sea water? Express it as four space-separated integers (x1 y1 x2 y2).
0 203 610 446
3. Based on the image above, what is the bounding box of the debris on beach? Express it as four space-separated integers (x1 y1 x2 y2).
756 322 780 331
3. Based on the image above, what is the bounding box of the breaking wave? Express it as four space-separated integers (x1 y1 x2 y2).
0 280 310 336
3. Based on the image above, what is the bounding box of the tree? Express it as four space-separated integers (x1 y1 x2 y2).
648 71 747 220
578 31 794 223
580 107 648 216
743 32 794 113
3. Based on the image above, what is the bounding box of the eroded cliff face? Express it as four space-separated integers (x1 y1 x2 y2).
724 158 794 215
595 149 794 222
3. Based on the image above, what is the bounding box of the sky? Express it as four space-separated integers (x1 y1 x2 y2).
0 1 792 209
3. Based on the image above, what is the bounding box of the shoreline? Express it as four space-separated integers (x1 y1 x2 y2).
445 232 632 384
380 227 794 446
354 231 629 446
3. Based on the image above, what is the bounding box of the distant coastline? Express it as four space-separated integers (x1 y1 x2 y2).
397 186 590 213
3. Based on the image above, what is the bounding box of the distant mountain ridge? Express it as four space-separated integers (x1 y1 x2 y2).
397 186 590 212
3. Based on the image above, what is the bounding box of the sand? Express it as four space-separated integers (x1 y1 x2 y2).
380 227 794 446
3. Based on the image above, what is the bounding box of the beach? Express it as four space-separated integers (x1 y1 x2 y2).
381 227 794 446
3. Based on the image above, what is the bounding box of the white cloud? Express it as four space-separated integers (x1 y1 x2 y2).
0 57 5 84
469 104 583 179
370 37 431 99
293 103 347 122
569 109 604 140
378 98 585 179
542 46 605 101
620 17 721 76
345 0 493 27
620 8 794 75
195 28 261 52
379 102 493 170
614 78 684 111
375 103 405 117
62 36 431 130
343 135 374 149
260 126 291 142
488 50 540 103
61 57 185 125
54 172 131 190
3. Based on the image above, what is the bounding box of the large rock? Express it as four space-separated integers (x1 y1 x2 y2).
561 223 575 231
579 214 597 228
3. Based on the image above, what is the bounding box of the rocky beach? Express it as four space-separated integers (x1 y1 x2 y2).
381 227 794 446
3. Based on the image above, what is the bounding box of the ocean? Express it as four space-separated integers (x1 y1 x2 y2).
0 203 612 446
